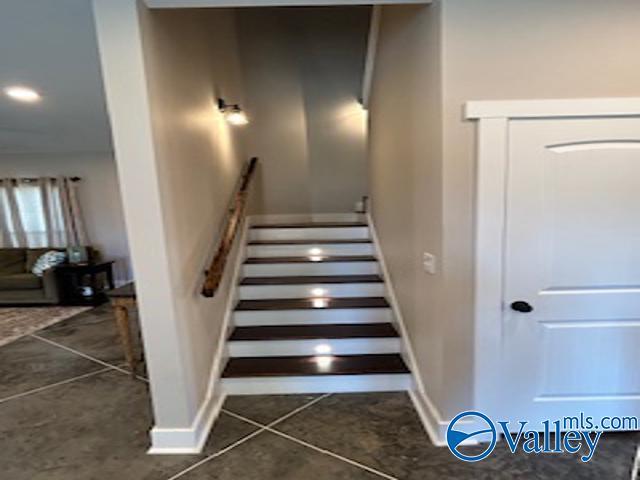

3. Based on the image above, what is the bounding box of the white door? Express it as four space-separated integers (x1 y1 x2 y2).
502 117 640 428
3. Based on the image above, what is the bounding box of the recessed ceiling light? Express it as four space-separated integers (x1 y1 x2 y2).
4 86 41 103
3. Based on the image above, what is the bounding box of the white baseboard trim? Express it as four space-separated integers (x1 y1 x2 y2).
409 387 482 446
408 388 448 446
148 392 226 454
148 219 250 455
367 212 450 448
114 278 133 288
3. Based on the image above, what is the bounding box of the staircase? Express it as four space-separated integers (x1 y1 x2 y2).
221 215 411 395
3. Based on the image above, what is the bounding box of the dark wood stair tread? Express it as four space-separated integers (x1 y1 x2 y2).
240 274 383 286
252 222 367 229
236 297 390 311
229 323 398 341
245 255 376 264
249 239 372 246
222 354 409 378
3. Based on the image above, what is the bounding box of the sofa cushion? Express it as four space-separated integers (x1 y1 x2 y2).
26 248 65 272
0 249 26 274
0 273 42 291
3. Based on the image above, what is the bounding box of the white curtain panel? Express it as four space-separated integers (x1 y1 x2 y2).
0 179 27 247
57 177 89 246
0 177 89 248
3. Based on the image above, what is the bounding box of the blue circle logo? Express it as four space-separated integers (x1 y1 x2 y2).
446 411 497 462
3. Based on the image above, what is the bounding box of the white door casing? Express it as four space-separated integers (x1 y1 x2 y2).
467 98 640 429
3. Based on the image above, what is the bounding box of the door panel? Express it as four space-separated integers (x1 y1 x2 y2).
539 323 640 398
502 117 640 427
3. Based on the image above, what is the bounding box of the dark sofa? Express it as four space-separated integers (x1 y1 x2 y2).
0 248 67 305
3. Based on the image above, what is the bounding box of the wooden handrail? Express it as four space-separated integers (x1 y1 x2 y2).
202 157 258 297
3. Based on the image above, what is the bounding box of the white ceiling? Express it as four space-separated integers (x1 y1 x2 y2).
0 0 112 156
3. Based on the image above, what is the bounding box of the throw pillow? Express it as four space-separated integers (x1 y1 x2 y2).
32 251 67 277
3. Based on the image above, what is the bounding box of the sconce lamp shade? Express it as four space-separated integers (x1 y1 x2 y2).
225 106 249 126
218 98 249 126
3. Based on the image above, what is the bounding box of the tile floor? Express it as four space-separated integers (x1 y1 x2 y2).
0 305 638 479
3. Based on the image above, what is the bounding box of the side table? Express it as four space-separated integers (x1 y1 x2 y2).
55 261 115 306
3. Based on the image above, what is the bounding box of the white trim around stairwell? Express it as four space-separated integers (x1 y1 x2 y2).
361 5 381 110
366 212 450 447
148 219 250 455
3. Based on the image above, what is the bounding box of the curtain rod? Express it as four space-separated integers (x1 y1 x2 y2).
1 177 82 183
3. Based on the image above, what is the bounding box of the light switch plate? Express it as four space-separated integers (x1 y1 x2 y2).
423 252 437 275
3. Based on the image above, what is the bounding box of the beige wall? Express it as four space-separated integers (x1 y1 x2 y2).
94 0 247 434
371 0 640 421
0 152 131 283
441 0 640 419
368 2 445 414
237 7 370 214
140 5 248 421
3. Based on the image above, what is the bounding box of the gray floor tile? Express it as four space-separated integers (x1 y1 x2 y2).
3 305 637 480
223 394 320 425
178 431 385 480
0 335 104 400
0 369 259 480
272 392 639 480
273 392 432 479
37 304 141 367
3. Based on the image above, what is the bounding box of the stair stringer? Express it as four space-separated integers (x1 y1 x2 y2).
366 212 448 447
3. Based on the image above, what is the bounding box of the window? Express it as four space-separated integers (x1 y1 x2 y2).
0 179 75 248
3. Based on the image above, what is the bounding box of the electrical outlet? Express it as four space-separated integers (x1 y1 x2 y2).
423 253 437 275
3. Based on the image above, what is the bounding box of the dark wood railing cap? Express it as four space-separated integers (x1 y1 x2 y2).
202 157 258 297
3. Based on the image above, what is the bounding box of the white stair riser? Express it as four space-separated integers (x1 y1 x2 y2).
251 213 365 224
239 282 385 300
247 244 374 258
233 308 393 326
223 374 411 395
228 337 401 357
243 261 379 277
250 227 369 242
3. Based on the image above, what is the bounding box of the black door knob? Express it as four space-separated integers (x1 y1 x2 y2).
510 301 534 313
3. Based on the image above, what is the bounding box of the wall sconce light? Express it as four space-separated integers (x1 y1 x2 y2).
218 98 249 126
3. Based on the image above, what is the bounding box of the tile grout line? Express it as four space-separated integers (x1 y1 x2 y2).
268 427 399 480
226 392 333 430
26 333 392 479
631 444 640 480
167 394 333 480
0 366 114 405
222 407 399 480
29 333 148 382
166 427 267 480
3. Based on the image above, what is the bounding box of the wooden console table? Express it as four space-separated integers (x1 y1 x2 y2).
107 283 138 377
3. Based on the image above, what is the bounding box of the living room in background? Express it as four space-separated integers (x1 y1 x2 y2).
0 154 132 285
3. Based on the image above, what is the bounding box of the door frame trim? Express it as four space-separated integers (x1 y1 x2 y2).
467 97 640 120
466 97 640 420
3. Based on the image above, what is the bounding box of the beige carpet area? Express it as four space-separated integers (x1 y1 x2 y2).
0 306 91 347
